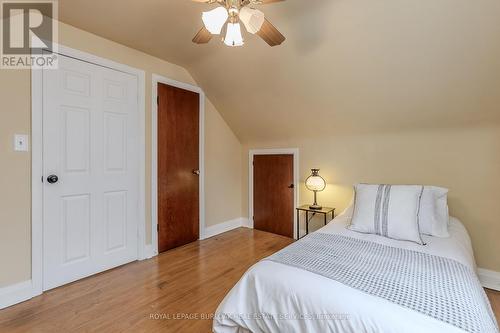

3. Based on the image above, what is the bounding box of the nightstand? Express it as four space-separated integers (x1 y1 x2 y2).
296 205 336 239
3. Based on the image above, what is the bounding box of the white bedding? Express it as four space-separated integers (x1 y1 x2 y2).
213 213 482 333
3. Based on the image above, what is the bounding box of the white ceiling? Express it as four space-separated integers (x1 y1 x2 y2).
59 0 500 142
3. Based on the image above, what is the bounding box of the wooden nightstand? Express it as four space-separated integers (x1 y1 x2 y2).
296 205 336 239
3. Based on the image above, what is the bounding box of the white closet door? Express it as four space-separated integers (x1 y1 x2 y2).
42 54 139 291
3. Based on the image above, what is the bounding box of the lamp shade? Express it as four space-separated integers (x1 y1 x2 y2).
224 22 244 47
202 7 228 35
239 7 265 34
305 169 326 192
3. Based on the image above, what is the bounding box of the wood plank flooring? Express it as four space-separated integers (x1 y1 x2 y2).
488 289 500 324
0 228 498 332
0 228 293 333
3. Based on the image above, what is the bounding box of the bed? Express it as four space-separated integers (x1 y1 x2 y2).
213 211 498 333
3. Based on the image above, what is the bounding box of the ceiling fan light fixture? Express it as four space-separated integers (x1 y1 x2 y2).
202 7 228 34
239 7 265 34
192 0 286 47
224 22 244 47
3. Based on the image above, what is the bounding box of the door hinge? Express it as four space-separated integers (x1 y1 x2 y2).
41 176 44 183
157 224 159 232
157 96 159 105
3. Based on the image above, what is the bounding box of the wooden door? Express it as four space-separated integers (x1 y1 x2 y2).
43 54 139 291
253 154 294 238
157 83 200 253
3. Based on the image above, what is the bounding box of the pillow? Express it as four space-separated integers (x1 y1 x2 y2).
348 184 425 245
344 185 450 238
419 186 450 237
340 197 355 219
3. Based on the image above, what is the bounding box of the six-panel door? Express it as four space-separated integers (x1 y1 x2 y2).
42 54 139 291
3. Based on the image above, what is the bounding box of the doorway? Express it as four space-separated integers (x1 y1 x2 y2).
249 149 299 239
152 75 205 255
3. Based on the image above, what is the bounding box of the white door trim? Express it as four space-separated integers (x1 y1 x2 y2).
248 148 299 239
151 74 206 257
31 43 146 298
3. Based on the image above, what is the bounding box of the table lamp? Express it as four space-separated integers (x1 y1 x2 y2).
305 169 326 210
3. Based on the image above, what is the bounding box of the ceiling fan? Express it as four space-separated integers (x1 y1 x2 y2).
192 0 286 47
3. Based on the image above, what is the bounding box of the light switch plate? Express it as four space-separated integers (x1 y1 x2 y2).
14 134 29 152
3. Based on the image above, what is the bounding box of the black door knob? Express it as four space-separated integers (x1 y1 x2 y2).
288 184 294 189
47 175 59 184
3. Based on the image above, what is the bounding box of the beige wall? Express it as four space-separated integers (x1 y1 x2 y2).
242 125 500 271
0 22 242 287
0 70 32 286
205 101 243 227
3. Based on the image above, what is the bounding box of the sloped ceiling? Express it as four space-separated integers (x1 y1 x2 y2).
59 0 500 142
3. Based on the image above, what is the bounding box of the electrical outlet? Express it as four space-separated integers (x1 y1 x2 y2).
14 134 29 152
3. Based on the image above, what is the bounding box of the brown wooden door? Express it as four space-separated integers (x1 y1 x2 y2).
157 83 199 253
253 154 294 238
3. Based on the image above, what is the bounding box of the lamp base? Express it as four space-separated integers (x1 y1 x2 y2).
309 204 323 210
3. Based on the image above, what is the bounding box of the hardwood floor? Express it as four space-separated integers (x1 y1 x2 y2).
0 228 499 332
488 288 500 323
0 228 293 333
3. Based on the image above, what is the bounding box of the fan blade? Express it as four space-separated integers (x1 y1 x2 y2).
256 19 285 46
192 27 213 44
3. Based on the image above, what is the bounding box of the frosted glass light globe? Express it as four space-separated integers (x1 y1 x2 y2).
202 7 228 35
224 22 244 47
305 169 326 192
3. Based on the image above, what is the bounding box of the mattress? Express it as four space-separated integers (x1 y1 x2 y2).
213 213 490 333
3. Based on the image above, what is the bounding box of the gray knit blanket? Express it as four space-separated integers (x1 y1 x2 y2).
264 233 499 333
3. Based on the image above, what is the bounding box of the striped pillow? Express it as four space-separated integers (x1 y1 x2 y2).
348 184 425 245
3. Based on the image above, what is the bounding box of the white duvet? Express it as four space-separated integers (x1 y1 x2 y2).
213 213 485 333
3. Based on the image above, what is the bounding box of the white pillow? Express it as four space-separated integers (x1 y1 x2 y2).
343 185 450 238
340 197 355 219
419 186 450 237
348 184 425 245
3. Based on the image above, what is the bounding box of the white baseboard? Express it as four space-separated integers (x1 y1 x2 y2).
478 268 500 291
0 280 33 310
240 217 251 228
203 217 250 239
142 244 155 260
